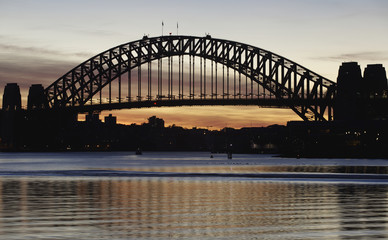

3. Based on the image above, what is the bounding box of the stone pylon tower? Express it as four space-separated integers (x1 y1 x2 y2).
335 62 363 121
27 84 48 110
1 83 23 150
363 64 388 98
2 83 21 111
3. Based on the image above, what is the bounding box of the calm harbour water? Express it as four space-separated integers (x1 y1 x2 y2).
0 152 388 239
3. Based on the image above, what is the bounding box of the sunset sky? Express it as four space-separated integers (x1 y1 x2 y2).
1 0 388 129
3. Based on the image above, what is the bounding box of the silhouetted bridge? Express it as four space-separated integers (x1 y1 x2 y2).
33 35 336 121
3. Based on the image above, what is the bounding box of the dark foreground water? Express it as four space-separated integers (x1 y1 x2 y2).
0 152 388 239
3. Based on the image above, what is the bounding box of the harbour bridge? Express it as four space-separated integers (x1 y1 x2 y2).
30 35 336 121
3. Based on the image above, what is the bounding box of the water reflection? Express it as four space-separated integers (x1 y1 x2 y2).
113 165 388 175
0 177 387 239
337 185 388 239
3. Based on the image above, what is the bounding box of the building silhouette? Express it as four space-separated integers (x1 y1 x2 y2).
147 116 165 128
104 114 117 126
1 62 388 157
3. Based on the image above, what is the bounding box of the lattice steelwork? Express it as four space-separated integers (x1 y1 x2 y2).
45 35 336 121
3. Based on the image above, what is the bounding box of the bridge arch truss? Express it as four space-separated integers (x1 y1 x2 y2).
45 35 336 121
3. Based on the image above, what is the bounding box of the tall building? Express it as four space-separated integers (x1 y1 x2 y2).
105 114 117 126
86 113 101 124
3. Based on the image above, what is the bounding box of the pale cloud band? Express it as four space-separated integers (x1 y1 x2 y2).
315 51 388 62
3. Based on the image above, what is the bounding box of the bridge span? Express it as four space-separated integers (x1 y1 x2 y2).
36 35 336 121
3 36 388 153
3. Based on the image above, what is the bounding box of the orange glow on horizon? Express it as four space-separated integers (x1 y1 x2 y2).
81 106 301 130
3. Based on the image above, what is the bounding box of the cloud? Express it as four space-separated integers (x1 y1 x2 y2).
0 54 79 96
0 43 94 59
71 28 126 39
315 51 388 62
0 42 97 93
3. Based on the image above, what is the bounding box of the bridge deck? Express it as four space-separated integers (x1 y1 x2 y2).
64 98 332 113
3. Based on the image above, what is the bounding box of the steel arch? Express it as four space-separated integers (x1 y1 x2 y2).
45 35 336 121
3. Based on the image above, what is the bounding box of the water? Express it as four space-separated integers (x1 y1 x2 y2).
0 152 388 239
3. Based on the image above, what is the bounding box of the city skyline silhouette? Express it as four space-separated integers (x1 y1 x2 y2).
1 0 387 129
